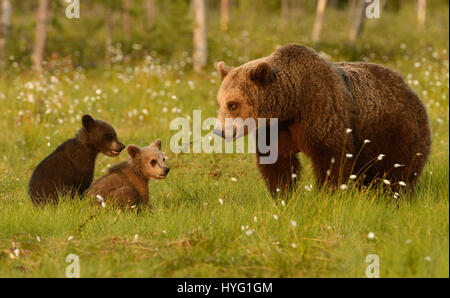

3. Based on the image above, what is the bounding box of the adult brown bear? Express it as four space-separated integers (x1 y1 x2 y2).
213 44 431 195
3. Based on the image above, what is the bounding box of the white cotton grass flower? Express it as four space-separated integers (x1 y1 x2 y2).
399 181 407 186
364 139 371 144
281 200 286 207
276 188 280 193
291 220 297 228
273 214 279 220
101 201 106 208
291 173 297 179
304 185 312 192
424 256 432 262
291 243 297 248
349 174 357 180
405 239 412 244
36 236 41 242
245 229 255 236
383 179 391 185
346 128 352 134
133 234 139 241
231 177 237 182
340 184 348 190
394 163 405 168
331 158 336 164
218 198 224 205
367 232 376 240
416 152 423 156
377 154 385 160
253 216 258 222
96 195 104 202
346 153 353 158
14 248 20 257
67 236 74 241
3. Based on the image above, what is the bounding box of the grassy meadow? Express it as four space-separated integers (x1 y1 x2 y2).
0 2 448 277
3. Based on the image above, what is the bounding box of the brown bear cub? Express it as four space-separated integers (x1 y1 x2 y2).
87 139 169 208
28 114 125 205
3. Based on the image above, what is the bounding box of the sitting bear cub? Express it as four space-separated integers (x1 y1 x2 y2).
87 139 169 208
29 114 125 205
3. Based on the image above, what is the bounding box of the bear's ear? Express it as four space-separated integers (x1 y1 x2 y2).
150 139 162 150
217 62 232 80
127 145 141 159
250 62 274 85
82 114 95 132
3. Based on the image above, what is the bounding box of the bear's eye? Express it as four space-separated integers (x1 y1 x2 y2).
150 160 157 166
228 102 238 111
104 133 113 139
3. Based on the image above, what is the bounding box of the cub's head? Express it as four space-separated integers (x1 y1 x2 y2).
127 139 170 180
81 114 125 157
214 60 277 141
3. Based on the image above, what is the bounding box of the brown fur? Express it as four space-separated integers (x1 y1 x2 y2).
216 44 431 196
28 115 125 205
87 139 169 208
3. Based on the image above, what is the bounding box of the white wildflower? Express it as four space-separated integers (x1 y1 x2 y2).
367 232 375 240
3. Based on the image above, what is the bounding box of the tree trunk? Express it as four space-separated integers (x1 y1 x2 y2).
220 0 230 32
281 0 289 24
290 0 303 18
123 0 131 36
105 8 112 69
312 0 327 44
145 0 155 28
32 0 50 73
417 0 426 29
192 0 207 72
349 0 368 45
1 0 11 35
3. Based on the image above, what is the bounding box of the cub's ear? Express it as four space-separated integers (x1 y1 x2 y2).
150 139 162 150
250 62 274 85
127 145 141 158
82 114 95 131
217 62 232 80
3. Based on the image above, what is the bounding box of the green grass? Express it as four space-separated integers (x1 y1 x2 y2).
0 3 448 277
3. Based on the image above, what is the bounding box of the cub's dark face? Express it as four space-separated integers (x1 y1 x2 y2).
127 139 170 180
82 114 125 157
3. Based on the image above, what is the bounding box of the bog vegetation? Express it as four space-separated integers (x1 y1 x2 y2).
0 0 448 277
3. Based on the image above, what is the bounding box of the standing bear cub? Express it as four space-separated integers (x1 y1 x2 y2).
87 139 169 208
29 114 125 205
214 44 431 195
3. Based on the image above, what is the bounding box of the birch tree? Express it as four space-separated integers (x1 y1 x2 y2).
349 0 369 45
32 0 50 73
417 0 426 29
220 0 230 32
145 0 155 28
192 0 207 72
312 0 327 44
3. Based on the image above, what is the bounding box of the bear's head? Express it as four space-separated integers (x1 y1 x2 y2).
127 139 170 180
213 60 278 141
81 114 125 157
